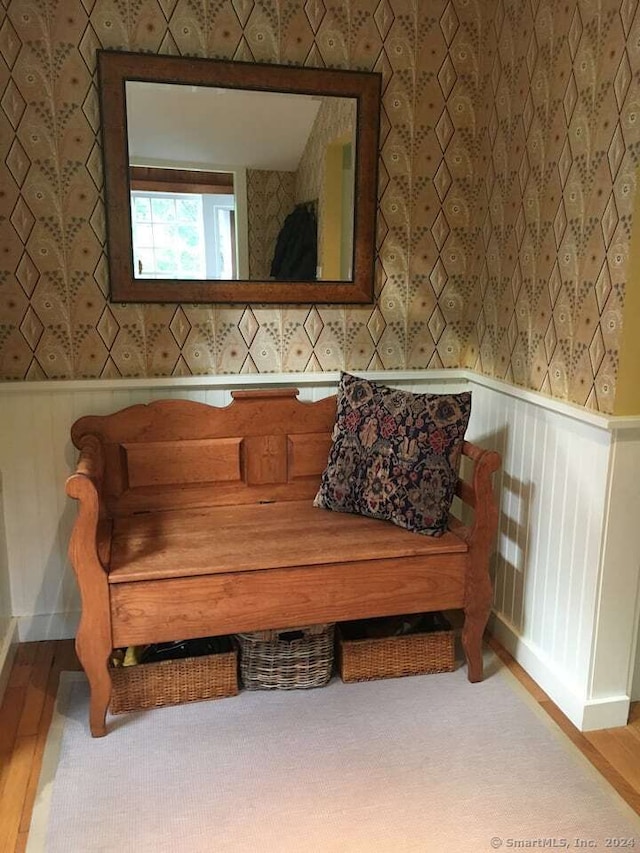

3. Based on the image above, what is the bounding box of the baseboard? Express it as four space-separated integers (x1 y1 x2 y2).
488 613 631 731
17 611 79 643
0 616 19 704
632 611 640 701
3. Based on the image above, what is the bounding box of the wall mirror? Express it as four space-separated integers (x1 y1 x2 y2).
98 50 381 304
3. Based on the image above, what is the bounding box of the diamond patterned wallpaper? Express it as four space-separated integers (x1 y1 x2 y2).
483 1 640 411
246 168 296 279
0 0 638 413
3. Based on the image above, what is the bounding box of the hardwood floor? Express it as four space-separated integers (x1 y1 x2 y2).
487 637 640 815
0 641 82 853
0 637 639 852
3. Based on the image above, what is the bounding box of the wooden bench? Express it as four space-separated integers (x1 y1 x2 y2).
66 388 501 736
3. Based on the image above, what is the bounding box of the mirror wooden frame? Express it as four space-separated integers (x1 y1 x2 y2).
98 50 381 304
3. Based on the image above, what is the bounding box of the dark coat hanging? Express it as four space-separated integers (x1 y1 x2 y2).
270 203 317 280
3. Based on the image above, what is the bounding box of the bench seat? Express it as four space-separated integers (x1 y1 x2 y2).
108 500 468 583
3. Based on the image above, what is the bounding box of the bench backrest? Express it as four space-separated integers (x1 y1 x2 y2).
71 389 336 518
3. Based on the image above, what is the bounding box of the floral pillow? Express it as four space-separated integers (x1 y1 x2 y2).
314 373 471 536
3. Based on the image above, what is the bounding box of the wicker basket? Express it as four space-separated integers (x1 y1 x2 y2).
110 645 239 713
235 624 334 690
336 613 455 683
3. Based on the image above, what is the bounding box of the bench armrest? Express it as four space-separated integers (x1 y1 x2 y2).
65 435 112 736
66 435 109 583
455 441 501 683
455 441 501 547
70 434 104 483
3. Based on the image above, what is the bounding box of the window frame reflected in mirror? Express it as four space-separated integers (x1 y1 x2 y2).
128 167 244 280
98 50 381 304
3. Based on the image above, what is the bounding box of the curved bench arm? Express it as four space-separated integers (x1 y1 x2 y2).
464 442 501 545
70 433 104 487
458 441 502 682
455 442 501 541
65 433 110 572
65 434 112 736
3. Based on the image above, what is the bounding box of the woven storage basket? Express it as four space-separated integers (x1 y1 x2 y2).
110 646 238 713
236 624 334 690
336 613 455 683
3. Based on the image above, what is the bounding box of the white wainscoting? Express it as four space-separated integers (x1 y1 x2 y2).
0 370 638 731
0 462 17 703
0 616 17 705
466 383 640 729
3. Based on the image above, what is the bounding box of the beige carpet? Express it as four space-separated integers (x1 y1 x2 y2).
28 654 640 852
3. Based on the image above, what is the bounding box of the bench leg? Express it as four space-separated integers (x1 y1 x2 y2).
76 634 111 737
462 603 490 682
462 569 493 682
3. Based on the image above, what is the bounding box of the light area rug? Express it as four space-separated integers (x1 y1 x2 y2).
28 653 640 853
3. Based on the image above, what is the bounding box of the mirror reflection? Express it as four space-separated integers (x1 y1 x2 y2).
98 50 380 303
125 82 357 283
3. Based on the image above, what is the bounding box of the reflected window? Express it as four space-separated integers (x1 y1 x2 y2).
131 190 235 279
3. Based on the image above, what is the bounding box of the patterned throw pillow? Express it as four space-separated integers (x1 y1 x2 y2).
314 373 472 536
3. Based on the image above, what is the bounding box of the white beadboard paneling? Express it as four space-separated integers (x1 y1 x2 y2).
634 617 640 701
512 398 535 633
0 616 18 704
488 614 632 730
0 458 16 701
465 382 617 726
590 428 640 701
0 468 11 622
1 369 639 730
